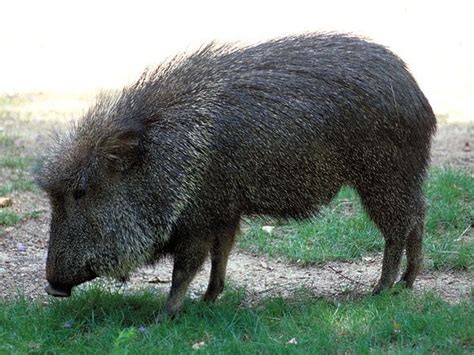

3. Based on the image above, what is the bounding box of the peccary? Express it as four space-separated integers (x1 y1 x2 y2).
37 33 436 317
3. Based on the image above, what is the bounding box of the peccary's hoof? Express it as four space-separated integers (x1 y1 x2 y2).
372 283 388 295
202 295 218 303
373 282 407 296
395 280 412 289
202 291 222 303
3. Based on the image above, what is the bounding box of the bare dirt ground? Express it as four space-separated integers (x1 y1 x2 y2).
0 96 473 303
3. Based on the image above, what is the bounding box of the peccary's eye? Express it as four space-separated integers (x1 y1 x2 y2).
73 189 86 200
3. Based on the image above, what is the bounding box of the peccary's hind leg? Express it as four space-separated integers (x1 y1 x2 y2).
203 223 239 302
356 183 413 294
398 200 425 288
373 236 405 293
397 223 423 288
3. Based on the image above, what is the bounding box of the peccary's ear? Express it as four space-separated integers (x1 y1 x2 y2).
97 126 144 171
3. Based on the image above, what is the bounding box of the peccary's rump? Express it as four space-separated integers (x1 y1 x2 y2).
37 33 436 314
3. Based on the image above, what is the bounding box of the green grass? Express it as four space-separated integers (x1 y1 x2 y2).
240 168 474 271
0 156 31 170
0 208 44 231
0 178 36 195
0 209 21 226
0 130 37 196
424 169 474 270
0 124 39 229
0 287 472 354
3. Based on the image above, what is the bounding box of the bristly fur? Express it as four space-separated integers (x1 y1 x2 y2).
37 33 436 312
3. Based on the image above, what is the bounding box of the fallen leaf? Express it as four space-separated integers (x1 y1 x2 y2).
0 197 12 208
192 341 206 350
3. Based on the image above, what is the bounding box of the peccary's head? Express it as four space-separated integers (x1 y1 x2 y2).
36 95 161 296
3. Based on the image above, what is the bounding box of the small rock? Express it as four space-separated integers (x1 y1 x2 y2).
262 226 274 234
259 261 273 270
0 253 12 262
0 197 12 208
63 320 74 328
192 341 206 350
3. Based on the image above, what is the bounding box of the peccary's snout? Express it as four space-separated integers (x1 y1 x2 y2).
45 254 96 298
45 233 97 298
45 282 72 297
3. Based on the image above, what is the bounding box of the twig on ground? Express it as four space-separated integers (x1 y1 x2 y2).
327 265 366 287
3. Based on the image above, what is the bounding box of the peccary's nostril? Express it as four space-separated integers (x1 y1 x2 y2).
45 282 72 297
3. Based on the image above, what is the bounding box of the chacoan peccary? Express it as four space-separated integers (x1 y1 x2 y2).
37 33 436 318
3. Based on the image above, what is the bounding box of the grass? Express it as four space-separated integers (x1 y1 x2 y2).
0 174 39 228
0 287 472 354
0 134 39 227
0 178 36 196
424 169 474 270
240 168 474 271
241 187 382 264
0 209 21 226
0 156 31 170
0 208 44 231
0 130 34 195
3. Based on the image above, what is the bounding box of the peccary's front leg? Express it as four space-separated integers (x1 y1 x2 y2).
160 242 209 320
203 224 238 302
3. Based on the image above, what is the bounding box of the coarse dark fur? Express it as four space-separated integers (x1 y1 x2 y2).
36 33 436 317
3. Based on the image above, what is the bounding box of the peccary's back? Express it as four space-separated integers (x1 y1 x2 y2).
189 34 436 217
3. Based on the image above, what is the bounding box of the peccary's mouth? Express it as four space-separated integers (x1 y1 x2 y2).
45 283 72 297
